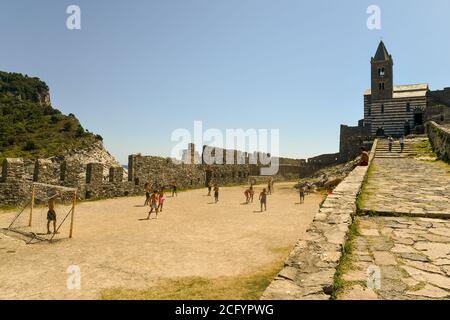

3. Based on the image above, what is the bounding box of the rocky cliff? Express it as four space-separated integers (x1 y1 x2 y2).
0 70 121 178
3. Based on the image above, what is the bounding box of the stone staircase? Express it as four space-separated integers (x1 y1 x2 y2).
375 139 415 158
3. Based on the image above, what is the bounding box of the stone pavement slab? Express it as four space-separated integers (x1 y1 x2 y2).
360 156 450 219
338 216 450 300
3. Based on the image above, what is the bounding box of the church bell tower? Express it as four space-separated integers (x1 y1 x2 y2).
371 41 393 101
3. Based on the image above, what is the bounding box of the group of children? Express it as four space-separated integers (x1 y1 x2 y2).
206 179 273 212
141 177 309 219
388 135 406 153
144 182 167 219
243 178 274 212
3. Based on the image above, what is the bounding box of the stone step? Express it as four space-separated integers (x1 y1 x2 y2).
377 149 414 152
376 152 414 155
377 146 412 148
375 156 411 159
377 148 414 152
377 145 412 148
376 150 416 154
376 151 414 154
376 151 415 154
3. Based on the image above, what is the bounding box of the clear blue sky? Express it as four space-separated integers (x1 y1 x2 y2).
1 0 449 164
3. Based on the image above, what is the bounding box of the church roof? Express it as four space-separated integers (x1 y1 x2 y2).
364 83 429 98
373 41 391 61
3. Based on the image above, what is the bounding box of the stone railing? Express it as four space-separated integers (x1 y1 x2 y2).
261 140 378 300
426 121 450 162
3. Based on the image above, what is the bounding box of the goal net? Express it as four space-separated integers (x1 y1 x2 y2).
5 183 77 244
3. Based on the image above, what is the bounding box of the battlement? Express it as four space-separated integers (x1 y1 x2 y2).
0 144 337 206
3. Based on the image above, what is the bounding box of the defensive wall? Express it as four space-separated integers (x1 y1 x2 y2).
0 141 356 206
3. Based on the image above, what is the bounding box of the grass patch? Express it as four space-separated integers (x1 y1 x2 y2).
413 139 437 158
356 163 377 212
101 260 285 300
0 205 17 212
318 192 328 208
331 217 360 300
268 246 292 256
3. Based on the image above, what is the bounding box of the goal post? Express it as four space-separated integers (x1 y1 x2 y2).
5 182 78 244
69 190 77 239
28 184 35 227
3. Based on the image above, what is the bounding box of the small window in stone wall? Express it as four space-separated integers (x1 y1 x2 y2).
134 178 139 186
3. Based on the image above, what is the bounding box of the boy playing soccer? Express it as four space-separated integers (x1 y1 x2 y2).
144 182 151 206
299 186 305 204
171 183 178 197
158 190 166 213
259 188 267 212
244 188 251 204
207 181 212 196
214 185 219 204
147 191 159 219
47 195 58 234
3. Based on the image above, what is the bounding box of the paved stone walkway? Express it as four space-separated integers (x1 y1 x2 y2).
361 139 450 219
339 216 450 300
339 137 450 300
262 148 377 300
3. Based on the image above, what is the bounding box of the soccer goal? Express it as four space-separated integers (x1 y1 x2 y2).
6 183 77 244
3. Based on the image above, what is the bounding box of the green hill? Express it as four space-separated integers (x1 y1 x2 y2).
0 71 102 162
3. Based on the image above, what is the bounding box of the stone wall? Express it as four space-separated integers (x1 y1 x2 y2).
340 123 373 162
0 143 348 206
426 91 450 125
33 159 61 185
0 146 254 205
261 140 378 300
128 154 206 189
296 153 343 179
426 121 450 162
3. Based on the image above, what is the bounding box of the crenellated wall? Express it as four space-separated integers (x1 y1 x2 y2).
0 143 346 206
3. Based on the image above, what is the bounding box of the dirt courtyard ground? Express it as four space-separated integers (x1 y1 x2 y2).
0 182 321 300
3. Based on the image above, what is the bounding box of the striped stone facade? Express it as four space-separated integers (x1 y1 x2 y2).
363 41 429 137
364 85 428 136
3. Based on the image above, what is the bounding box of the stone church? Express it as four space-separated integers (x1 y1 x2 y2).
339 41 450 160
362 41 450 137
